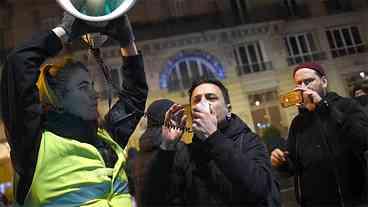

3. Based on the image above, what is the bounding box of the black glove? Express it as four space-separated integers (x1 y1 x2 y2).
102 15 135 48
59 12 104 42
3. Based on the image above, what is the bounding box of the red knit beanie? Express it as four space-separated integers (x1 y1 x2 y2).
293 62 326 78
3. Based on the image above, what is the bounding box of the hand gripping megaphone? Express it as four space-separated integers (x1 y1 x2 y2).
56 0 137 47
56 0 137 113
56 0 136 22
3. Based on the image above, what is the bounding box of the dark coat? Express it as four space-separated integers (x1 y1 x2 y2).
284 92 368 206
1 31 148 204
354 95 368 116
133 127 163 207
141 114 273 206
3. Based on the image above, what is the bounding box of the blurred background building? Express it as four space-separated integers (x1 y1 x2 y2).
1 0 368 136
1 0 368 205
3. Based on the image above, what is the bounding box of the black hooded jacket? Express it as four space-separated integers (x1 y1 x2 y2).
354 95 368 116
141 114 273 206
283 92 368 206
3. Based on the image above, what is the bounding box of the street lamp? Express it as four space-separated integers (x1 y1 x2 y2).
360 72 365 79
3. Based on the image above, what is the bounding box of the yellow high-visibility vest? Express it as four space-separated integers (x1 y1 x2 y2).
18 129 131 207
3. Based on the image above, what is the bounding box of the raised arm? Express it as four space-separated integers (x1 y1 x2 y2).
1 12 113 203
1 31 63 202
2 31 63 170
103 16 148 147
105 43 148 147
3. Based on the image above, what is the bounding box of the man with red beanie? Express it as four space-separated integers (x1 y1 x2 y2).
271 62 368 206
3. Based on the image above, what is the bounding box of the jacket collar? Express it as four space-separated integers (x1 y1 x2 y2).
193 113 250 143
298 92 341 114
324 92 340 103
218 114 251 140
44 111 98 146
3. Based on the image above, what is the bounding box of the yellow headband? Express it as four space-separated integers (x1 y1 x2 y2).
36 64 61 109
36 57 74 109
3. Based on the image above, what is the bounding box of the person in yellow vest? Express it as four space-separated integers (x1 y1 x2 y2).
1 12 148 206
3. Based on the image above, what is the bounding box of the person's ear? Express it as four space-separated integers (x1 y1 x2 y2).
227 104 232 112
321 76 328 88
226 104 232 120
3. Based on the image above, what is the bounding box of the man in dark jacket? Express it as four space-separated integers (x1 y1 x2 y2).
271 63 368 206
352 81 368 115
142 79 274 206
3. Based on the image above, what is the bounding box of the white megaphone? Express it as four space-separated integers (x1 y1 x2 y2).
56 0 136 22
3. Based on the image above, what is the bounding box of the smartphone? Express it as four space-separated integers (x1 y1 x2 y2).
182 104 193 144
171 104 192 132
280 90 303 108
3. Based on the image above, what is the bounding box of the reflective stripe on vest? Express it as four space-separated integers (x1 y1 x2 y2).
20 129 131 207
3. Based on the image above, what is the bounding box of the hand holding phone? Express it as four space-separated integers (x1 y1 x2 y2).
280 90 303 108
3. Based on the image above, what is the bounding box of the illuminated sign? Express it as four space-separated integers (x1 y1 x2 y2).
160 50 225 89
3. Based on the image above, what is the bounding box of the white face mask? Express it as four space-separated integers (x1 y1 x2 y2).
192 100 212 141
195 100 211 114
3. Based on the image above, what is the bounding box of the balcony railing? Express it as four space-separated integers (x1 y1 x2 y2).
287 51 327 66
133 13 226 41
323 0 353 15
236 61 273 76
331 44 367 58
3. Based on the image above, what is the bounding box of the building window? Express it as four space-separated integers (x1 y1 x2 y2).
167 58 215 91
326 26 366 58
160 50 225 91
32 10 41 26
0 29 4 49
323 0 352 14
248 90 283 135
285 32 326 65
171 0 185 17
230 0 248 23
233 41 272 75
283 0 298 17
0 30 5 64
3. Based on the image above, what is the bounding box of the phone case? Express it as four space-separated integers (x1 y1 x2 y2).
280 90 303 108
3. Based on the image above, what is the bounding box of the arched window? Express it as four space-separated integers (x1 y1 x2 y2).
160 50 225 92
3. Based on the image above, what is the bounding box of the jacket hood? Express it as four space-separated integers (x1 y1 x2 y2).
45 111 98 146
139 127 162 152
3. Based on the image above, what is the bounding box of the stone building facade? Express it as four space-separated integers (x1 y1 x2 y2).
1 0 368 140
1 0 368 204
